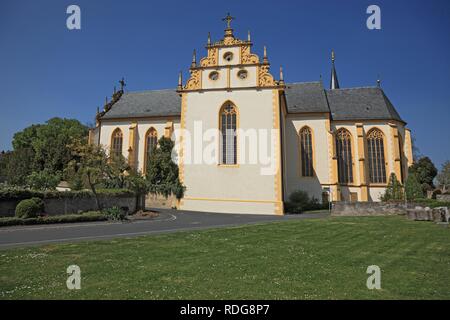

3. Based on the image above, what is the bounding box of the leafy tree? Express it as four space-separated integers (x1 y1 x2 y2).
409 156 438 192
381 173 404 201
437 161 450 193
26 169 61 191
405 172 424 200
8 118 88 186
146 136 185 199
66 140 109 210
103 154 130 189
124 172 148 210
3 148 35 186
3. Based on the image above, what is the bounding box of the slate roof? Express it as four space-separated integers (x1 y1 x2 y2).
100 89 181 119
325 87 403 122
99 83 403 123
284 82 330 113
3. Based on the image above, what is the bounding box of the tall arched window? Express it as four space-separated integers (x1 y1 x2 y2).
367 128 387 184
299 126 314 177
335 128 353 184
111 128 123 158
145 127 158 172
220 102 238 165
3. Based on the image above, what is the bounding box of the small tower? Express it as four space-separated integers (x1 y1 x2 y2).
330 50 340 90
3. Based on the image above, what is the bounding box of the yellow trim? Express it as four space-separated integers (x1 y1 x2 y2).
356 123 368 201
297 125 316 178
110 127 123 157
366 127 390 187
389 123 403 183
128 123 138 168
178 93 187 186
404 128 414 168
143 127 158 175
327 117 340 201
273 89 284 215
218 100 239 166
183 197 282 205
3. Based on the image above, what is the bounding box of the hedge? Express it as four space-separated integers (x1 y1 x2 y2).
0 211 107 227
0 188 135 201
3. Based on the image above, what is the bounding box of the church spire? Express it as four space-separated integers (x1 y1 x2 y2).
330 50 340 90
178 71 183 90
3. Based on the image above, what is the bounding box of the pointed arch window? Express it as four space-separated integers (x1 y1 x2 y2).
335 128 354 184
145 127 158 172
220 102 238 165
111 128 123 158
299 126 314 177
367 129 387 184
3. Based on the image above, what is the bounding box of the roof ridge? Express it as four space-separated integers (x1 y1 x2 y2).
123 88 176 94
326 86 379 91
287 81 321 85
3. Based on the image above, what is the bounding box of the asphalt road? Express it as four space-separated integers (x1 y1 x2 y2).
0 209 329 249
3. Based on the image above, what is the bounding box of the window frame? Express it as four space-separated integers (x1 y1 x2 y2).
144 127 158 174
110 128 123 159
366 128 388 185
335 128 355 185
218 101 239 167
298 126 315 177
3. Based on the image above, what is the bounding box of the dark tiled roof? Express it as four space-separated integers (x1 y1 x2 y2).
100 89 181 119
99 83 403 123
325 87 403 122
284 82 330 113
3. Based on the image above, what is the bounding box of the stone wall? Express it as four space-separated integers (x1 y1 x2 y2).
0 194 137 217
436 194 450 202
145 194 178 209
331 201 411 216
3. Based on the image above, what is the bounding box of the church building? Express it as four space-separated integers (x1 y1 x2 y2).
90 15 414 215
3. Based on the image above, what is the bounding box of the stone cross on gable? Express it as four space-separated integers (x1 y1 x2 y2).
222 13 235 29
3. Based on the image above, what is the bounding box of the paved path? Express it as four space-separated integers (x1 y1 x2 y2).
0 210 329 249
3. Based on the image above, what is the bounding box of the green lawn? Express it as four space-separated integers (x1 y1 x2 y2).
0 216 449 299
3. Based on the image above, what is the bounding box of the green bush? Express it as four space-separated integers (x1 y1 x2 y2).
411 198 450 209
0 211 106 227
102 206 126 221
284 190 327 214
381 173 404 202
26 170 60 191
15 197 45 219
405 172 424 201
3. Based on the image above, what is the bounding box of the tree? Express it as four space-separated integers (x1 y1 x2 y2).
405 172 424 200
381 173 404 201
66 140 109 210
146 136 185 199
8 118 88 186
103 154 130 189
409 156 438 192
124 172 148 210
437 161 450 193
3 148 35 186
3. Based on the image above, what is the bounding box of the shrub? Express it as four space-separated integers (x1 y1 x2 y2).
15 197 45 219
381 173 404 201
405 172 423 201
102 206 126 221
285 190 327 214
0 211 106 227
26 170 60 191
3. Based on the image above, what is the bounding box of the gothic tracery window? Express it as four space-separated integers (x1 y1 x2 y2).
111 128 123 158
335 128 354 184
299 126 314 177
367 128 387 184
220 102 237 165
145 127 158 171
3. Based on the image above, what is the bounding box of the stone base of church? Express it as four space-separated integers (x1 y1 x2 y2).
179 198 283 215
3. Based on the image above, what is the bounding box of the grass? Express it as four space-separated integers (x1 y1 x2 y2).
0 216 449 299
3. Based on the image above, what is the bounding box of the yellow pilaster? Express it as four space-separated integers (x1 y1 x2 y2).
164 121 174 138
356 123 368 201
327 117 340 201
404 128 414 168
390 123 402 182
272 90 284 215
128 122 137 168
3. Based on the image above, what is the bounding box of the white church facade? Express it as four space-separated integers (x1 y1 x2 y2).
90 15 414 215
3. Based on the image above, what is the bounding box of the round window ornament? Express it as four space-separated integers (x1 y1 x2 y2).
237 70 248 80
209 71 219 81
223 52 233 62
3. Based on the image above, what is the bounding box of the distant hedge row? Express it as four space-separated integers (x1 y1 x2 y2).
0 188 135 201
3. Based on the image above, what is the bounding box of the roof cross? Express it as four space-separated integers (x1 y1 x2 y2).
222 13 234 29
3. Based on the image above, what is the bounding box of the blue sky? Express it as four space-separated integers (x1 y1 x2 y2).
1 0 449 168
